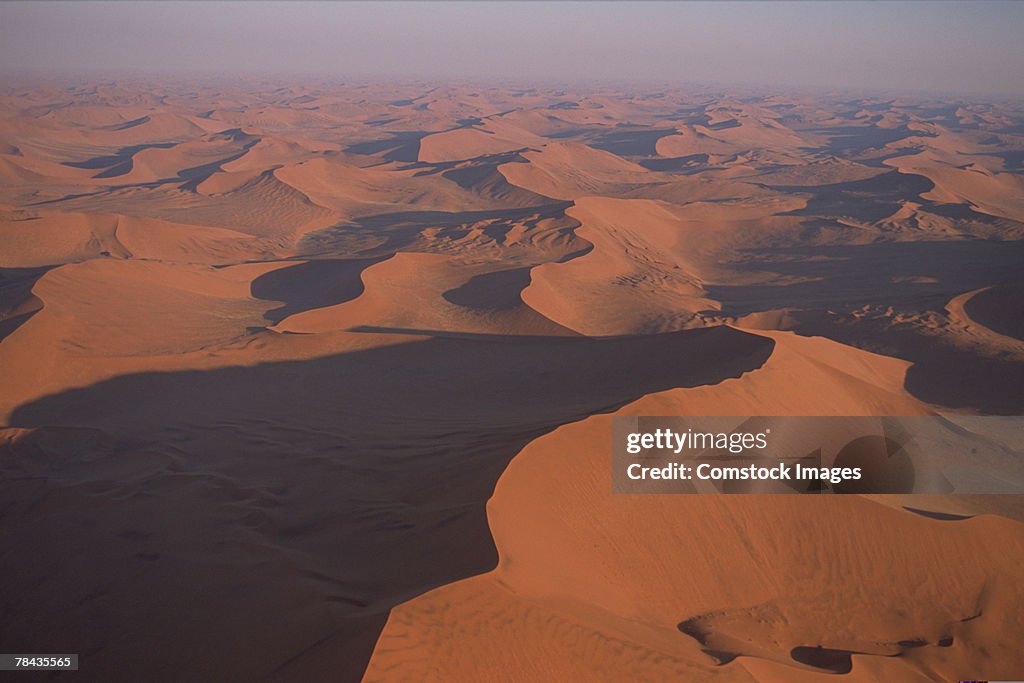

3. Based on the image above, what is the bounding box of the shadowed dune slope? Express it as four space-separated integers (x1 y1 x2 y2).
4 326 772 682
275 252 576 337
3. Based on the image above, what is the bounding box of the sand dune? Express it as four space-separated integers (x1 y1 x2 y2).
275 252 575 337
114 214 286 264
41 168 337 238
418 121 545 164
498 142 653 199
0 210 127 267
274 155 534 218
944 287 1024 358
522 197 719 335
0 206 286 268
0 258 280 418
961 282 1024 341
366 331 1024 681
894 158 1024 221
656 110 812 159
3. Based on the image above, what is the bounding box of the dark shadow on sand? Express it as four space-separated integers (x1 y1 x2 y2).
708 240 1024 316
250 257 388 323
774 170 935 222
4 325 773 681
0 266 52 343
706 239 1024 414
441 267 534 311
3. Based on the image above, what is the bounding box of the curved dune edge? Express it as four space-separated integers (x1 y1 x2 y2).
521 197 716 336
946 287 1024 353
417 120 547 164
0 258 284 419
960 282 1024 343
517 194 818 338
0 244 590 422
496 142 655 200
273 251 576 337
0 207 292 268
364 330 1024 681
274 155 533 217
884 151 1024 223
0 211 129 267
0 258 422 422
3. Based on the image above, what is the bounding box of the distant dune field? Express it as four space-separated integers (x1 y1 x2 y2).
1 78 1023 681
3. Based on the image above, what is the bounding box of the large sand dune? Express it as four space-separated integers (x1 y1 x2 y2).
365 332 1024 682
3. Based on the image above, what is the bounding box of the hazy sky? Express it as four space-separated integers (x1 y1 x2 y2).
2 1 1023 96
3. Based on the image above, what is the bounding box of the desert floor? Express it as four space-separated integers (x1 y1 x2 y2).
1 78 1023 681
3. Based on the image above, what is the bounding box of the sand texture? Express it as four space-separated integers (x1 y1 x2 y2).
1 78 1022 681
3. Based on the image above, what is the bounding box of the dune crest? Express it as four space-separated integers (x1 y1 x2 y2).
522 197 717 335
365 330 1024 681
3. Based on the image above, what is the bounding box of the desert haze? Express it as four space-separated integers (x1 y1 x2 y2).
1 75 1024 681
